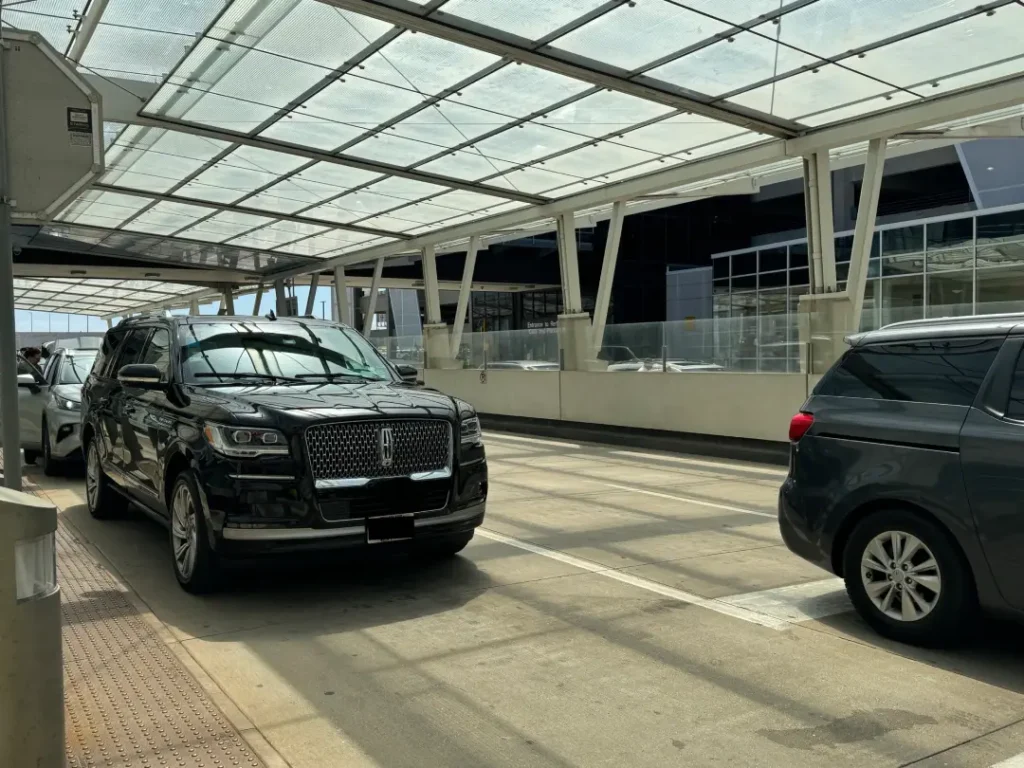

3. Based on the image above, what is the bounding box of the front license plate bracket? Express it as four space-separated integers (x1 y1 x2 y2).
366 513 415 543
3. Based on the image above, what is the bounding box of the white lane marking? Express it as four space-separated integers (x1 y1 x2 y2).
476 528 790 629
484 432 582 449
715 578 849 624
991 754 1024 767
611 449 787 477
603 482 778 519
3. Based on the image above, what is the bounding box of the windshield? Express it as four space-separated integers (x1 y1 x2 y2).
59 353 98 384
180 320 395 384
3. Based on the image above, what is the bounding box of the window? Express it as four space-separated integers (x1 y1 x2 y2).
59 352 99 385
819 337 1002 406
42 354 60 384
115 329 152 372
1007 346 1024 420
95 330 127 378
180 321 394 383
140 329 171 377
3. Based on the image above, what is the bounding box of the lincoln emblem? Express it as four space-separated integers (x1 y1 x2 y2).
379 425 394 468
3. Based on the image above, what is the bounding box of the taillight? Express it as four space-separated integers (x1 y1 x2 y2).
789 412 814 442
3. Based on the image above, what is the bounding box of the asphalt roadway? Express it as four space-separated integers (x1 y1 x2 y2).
40 432 1024 768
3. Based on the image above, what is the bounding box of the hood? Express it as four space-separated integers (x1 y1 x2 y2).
186 380 458 424
52 383 84 401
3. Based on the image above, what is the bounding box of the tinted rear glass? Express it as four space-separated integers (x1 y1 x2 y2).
818 337 1002 406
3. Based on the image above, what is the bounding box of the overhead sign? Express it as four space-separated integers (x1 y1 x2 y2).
3 30 104 220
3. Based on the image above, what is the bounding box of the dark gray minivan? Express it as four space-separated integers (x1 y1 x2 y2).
779 313 1024 646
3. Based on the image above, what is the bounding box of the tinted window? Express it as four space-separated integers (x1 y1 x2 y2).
95 331 126 378
180 321 393 383
115 329 151 371
140 329 171 376
1005 346 1024 420
819 337 1002 406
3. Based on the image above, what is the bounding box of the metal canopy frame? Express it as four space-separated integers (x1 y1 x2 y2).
0 0 1020 314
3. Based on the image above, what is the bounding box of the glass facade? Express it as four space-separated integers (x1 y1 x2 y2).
711 205 1024 370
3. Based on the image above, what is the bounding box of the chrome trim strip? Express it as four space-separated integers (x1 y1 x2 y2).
410 467 453 481
221 503 485 541
228 474 296 481
315 477 371 489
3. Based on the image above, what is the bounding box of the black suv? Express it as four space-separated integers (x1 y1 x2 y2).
780 313 1024 646
81 314 488 593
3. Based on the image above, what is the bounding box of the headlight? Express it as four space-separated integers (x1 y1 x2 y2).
203 422 289 457
59 398 80 411
460 416 482 445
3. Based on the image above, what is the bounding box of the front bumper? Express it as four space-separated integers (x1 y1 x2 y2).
217 502 486 557
47 405 85 459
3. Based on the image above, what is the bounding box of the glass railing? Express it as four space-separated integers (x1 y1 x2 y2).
456 327 560 370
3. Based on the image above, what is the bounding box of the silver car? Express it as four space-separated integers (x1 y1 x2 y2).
18 347 99 474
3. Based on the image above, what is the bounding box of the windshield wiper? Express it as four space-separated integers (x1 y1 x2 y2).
191 372 309 385
294 372 386 382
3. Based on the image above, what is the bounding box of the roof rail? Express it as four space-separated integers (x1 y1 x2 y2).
881 312 1024 331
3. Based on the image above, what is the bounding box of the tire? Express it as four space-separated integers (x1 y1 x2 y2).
85 438 128 520
41 421 61 477
843 509 976 647
23 449 39 465
415 532 474 559
169 471 219 594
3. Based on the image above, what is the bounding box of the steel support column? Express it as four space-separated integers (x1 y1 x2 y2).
274 279 288 316
303 273 319 316
333 266 349 325
848 138 888 331
803 151 837 293
450 235 479 357
221 285 235 315
252 281 264 315
421 245 442 325
0 42 17 488
556 212 582 314
591 201 625 355
362 257 385 336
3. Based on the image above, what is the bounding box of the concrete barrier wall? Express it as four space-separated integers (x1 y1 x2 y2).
425 369 812 443
423 369 562 421
559 372 809 443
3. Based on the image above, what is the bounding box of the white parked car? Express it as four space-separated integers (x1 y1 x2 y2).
12 347 98 474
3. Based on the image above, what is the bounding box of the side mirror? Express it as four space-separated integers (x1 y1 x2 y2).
118 363 165 389
17 373 39 391
395 364 419 384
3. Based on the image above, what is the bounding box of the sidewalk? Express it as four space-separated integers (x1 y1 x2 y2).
0 452 267 768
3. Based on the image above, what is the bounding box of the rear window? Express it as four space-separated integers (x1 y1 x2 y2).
817 337 1002 407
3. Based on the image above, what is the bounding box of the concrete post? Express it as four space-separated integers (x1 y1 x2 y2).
849 138 887 331
803 151 837 293
252 281 265 315
274 279 288 316
333 265 349 325
221 285 235 315
188 298 200 315
450 235 479 359
592 201 625 356
304 273 319 317
0 488 63 768
362 257 385 336
556 212 582 314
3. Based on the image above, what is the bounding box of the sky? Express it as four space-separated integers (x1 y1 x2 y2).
15 284 339 332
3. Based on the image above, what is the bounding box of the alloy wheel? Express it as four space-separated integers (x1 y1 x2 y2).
171 483 198 581
861 530 942 622
86 443 100 510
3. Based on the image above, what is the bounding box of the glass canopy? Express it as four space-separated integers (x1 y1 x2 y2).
4 0 1023 313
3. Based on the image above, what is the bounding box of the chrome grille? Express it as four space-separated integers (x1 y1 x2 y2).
305 420 451 480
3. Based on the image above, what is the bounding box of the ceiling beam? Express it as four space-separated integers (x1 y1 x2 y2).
67 0 110 63
266 72 1024 279
315 0 801 139
12 264 255 283
90 184 410 241
113 113 550 207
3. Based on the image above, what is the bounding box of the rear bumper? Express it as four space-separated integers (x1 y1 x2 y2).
216 502 486 557
778 482 834 574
